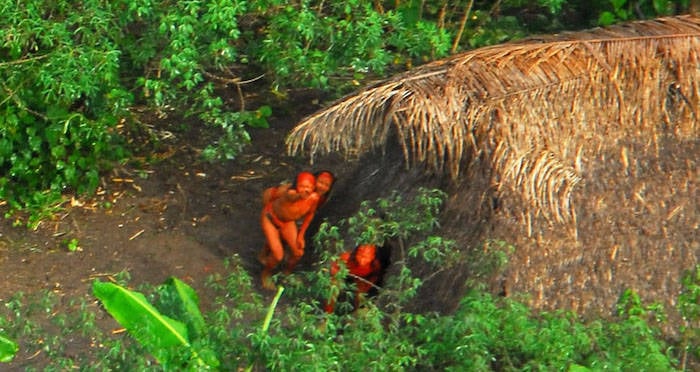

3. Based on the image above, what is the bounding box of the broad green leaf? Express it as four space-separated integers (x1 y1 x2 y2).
158 277 220 368
0 332 18 363
568 364 591 372
162 277 206 338
93 280 190 364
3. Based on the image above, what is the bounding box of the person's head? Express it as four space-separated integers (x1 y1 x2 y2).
353 244 377 267
314 170 335 198
295 171 316 198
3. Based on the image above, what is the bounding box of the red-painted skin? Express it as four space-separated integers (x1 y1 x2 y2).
258 172 320 290
325 244 383 313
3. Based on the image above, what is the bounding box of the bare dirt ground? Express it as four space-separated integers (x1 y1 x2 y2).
0 93 330 304
0 89 697 368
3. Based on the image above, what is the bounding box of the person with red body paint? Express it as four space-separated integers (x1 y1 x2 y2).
258 172 320 290
258 170 336 289
262 170 335 208
312 170 335 207
324 244 385 314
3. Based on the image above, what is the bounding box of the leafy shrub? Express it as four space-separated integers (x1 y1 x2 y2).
678 265 700 367
0 240 694 370
255 1 452 91
0 332 17 363
0 0 131 222
596 0 688 25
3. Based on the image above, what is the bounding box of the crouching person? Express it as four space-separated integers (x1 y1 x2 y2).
324 244 388 314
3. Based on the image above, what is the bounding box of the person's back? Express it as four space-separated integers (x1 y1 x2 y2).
269 185 319 223
263 169 333 217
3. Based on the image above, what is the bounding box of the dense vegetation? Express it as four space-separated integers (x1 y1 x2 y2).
1 0 697 369
0 0 691 223
2 189 699 370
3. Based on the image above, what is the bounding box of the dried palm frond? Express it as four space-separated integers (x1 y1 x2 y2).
287 15 700 223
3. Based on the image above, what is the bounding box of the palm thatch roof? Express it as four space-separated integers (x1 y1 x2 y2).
287 15 700 224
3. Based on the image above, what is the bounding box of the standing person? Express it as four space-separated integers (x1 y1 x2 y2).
259 172 320 290
262 170 336 254
324 244 386 314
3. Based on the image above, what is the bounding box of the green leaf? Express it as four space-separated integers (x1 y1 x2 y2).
258 105 272 117
0 332 18 363
597 11 617 26
652 0 671 14
92 280 190 364
161 277 206 338
611 0 627 11
164 277 221 367
568 363 592 371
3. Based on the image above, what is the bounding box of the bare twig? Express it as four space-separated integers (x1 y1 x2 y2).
0 54 49 67
451 0 474 54
128 229 145 241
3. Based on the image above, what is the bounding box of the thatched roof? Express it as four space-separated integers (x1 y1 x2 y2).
287 15 700 224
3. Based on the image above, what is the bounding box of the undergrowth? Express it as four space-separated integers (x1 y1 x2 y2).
0 189 697 370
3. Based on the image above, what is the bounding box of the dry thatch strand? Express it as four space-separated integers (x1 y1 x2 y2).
287 15 700 224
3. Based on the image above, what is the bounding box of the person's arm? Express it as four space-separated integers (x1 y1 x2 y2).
297 210 315 239
262 186 277 205
262 183 293 204
274 184 292 199
296 196 319 248
263 202 285 228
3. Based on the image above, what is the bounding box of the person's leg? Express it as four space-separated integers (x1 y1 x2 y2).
260 214 284 290
280 223 303 274
284 255 302 274
257 243 270 264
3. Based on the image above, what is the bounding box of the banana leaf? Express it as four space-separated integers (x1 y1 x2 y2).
158 277 206 339
0 332 18 363
156 277 220 368
93 280 192 365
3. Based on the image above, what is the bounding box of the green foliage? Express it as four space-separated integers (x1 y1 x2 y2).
596 0 689 25
580 289 672 370
467 239 515 285
256 1 452 90
62 238 80 252
123 0 274 162
0 0 130 219
0 247 694 371
413 291 584 370
0 331 18 363
155 277 208 341
310 188 460 312
0 289 155 369
93 278 219 369
0 0 264 220
335 187 448 245
678 265 700 363
679 266 700 322
252 0 590 91
411 289 678 371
